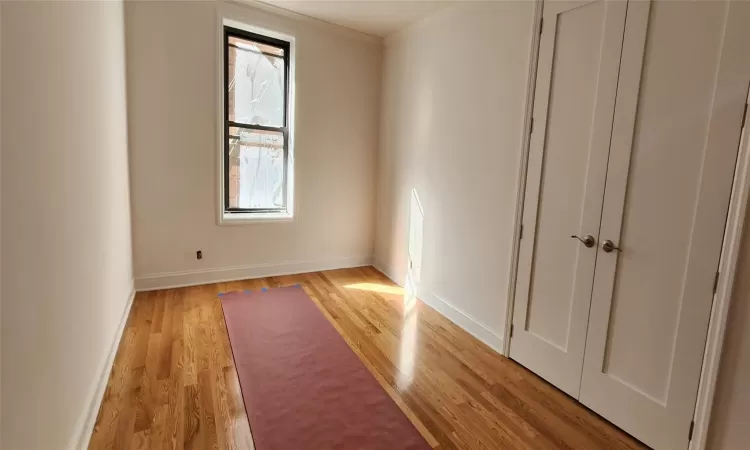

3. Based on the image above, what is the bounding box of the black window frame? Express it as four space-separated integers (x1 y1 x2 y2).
223 26 291 214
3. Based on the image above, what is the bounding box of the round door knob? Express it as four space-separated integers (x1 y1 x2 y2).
571 235 596 248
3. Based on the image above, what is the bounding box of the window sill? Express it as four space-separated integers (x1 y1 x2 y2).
219 211 294 225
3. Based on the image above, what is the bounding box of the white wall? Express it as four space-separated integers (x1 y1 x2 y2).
1 1 134 448
375 2 535 348
126 1 382 290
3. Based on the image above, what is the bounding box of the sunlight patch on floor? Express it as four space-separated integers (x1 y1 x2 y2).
343 282 404 296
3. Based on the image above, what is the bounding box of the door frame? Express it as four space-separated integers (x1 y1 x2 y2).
502 0 543 356
502 2 750 449
690 81 750 449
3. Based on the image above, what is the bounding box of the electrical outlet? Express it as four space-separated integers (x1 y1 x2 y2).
196 250 202 260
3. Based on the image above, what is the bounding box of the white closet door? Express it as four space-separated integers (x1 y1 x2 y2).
509 0 628 397
580 2 749 449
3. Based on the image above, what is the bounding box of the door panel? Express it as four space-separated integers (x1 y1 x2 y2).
510 0 628 397
580 2 750 449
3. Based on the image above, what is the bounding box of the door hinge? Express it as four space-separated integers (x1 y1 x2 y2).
519 224 524 240
713 271 720 294
510 324 514 338
688 420 695 441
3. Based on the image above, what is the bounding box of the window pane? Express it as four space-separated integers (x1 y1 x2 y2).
227 127 285 210
227 35 286 127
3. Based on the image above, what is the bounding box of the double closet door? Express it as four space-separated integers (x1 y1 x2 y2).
510 1 748 449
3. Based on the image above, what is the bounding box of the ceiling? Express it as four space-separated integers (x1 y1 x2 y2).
258 1 454 37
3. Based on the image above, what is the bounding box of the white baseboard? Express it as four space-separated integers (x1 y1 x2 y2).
372 260 504 354
69 282 136 450
420 291 504 354
135 256 372 291
372 258 406 287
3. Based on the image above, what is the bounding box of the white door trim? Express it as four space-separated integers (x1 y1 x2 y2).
504 1 750 448
502 0 543 357
690 84 750 450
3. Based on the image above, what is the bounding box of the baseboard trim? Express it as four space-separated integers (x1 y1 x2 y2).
372 260 504 354
135 256 372 291
69 282 136 450
421 291 505 354
371 258 406 287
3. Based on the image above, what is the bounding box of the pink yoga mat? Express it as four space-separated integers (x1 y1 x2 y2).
220 286 431 450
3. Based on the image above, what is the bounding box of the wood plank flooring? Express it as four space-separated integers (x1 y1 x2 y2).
89 266 645 450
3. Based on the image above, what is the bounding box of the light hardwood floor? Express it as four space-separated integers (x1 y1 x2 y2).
89 266 645 450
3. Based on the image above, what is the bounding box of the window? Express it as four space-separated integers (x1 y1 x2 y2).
223 26 292 220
